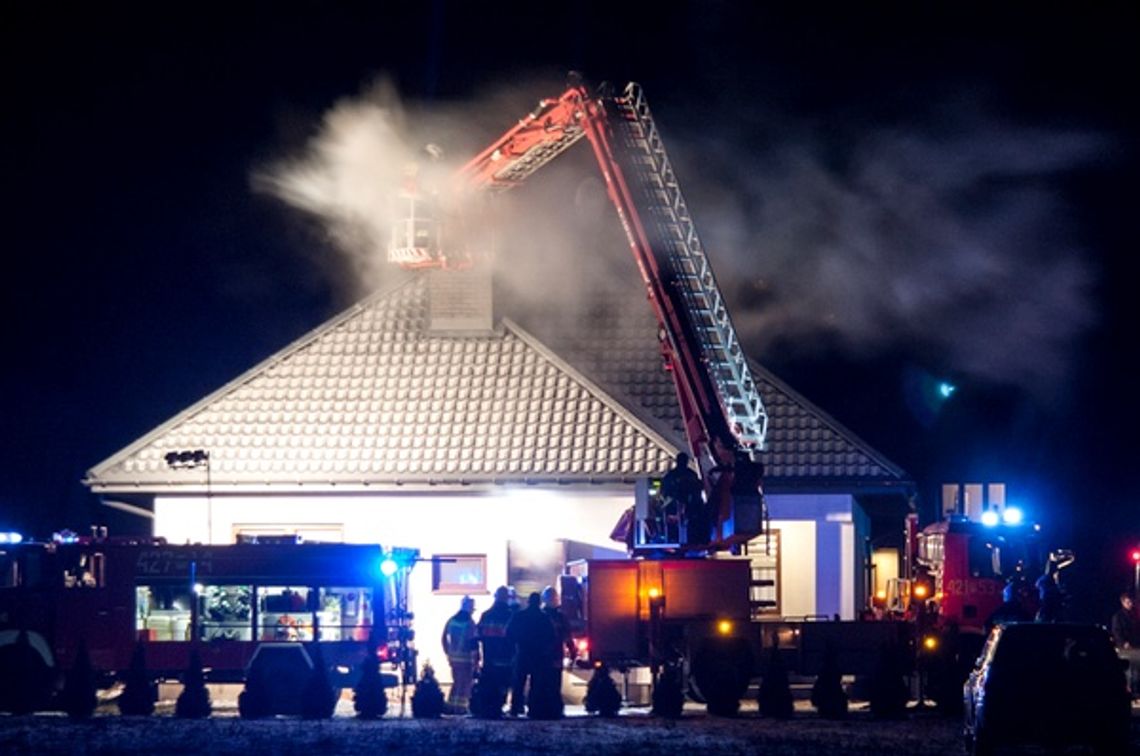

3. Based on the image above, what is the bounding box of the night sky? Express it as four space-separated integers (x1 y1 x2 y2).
2 4 1136 617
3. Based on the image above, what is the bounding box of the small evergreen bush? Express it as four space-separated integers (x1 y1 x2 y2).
353 641 388 719
118 641 157 716
584 663 622 717
412 662 445 718
810 645 848 719
869 643 909 720
61 641 98 719
651 661 684 719
757 644 794 719
301 643 338 719
175 649 212 718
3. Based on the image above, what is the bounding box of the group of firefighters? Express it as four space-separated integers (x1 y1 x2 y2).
440 584 575 718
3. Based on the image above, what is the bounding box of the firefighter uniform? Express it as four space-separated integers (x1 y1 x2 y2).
476 587 515 715
441 597 478 711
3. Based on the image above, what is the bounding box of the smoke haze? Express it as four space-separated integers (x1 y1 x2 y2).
256 77 1104 404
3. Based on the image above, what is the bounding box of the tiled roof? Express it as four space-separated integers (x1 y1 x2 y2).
519 301 910 493
87 272 909 496
86 276 678 493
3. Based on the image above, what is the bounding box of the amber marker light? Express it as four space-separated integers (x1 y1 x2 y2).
923 635 938 651
913 584 929 599
647 587 660 600
716 619 733 635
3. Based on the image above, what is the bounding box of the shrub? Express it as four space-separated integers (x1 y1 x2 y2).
301 643 338 719
869 643 909 720
757 644 793 719
412 662 445 718
0 629 53 714
353 640 388 719
61 641 97 719
810 645 848 720
584 663 622 717
175 649 212 718
651 661 684 719
695 637 753 717
118 641 157 716
238 662 271 719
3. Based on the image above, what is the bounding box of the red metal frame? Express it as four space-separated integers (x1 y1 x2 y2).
453 84 735 523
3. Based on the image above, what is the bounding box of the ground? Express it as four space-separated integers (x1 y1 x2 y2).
2 698 1139 755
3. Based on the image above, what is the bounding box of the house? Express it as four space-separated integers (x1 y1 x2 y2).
85 269 911 675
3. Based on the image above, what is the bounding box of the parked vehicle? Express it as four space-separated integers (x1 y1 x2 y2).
963 622 1131 756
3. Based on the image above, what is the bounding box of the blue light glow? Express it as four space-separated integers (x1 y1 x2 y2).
938 382 956 399
980 510 1000 527
0 532 23 545
1001 506 1024 525
380 557 398 577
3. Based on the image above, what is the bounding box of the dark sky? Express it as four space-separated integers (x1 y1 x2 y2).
2 4 1137 611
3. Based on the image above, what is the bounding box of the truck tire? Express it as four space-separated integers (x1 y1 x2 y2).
691 636 753 717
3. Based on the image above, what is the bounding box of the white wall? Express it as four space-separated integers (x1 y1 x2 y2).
153 489 858 673
154 489 631 679
769 519 816 618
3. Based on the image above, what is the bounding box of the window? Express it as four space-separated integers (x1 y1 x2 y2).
200 585 252 641
136 585 195 642
432 554 487 595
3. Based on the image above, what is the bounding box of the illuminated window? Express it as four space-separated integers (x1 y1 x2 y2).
135 585 195 642
432 554 487 595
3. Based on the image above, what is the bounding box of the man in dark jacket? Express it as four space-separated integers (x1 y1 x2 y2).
475 586 514 717
506 592 557 717
984 581 1032 633
1111 591 1140 697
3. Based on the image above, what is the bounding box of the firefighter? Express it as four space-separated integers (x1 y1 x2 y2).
1035 556 1064 622
506 592 557 717
475 586 514 717
661 452 703 545
540 585 572 718
541 585 575 662
1111 591 1140 697
441 595 478 712
984 580 1032 633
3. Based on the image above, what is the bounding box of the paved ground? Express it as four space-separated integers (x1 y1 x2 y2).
2 700 1138 755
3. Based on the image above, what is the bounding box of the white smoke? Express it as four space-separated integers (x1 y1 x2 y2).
255 76 1104 403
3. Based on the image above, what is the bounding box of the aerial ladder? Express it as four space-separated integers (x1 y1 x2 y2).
389 79 769 548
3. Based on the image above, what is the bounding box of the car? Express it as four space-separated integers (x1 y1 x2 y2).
963 622 1131 755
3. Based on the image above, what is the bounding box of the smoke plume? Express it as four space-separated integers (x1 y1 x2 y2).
255 77 1103 403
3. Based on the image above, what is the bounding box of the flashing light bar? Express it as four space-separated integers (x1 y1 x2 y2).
0 532 23 545
1001 506 1024 525
980 510 1000 527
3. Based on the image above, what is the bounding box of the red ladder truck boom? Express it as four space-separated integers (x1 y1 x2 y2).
391 79 769 547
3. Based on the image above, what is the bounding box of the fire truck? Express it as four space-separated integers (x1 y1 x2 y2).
390 79 1072 709
388 76 822 709
0 532 417 711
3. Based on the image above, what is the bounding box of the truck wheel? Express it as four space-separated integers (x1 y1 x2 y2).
691 636 753 717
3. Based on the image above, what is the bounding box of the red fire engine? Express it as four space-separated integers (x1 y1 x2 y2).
0 533 417 710
395 82 1077 709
